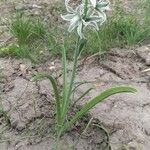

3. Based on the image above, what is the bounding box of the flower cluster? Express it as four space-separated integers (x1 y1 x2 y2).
61 0 110 39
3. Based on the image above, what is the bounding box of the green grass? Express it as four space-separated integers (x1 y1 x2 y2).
6 14 47 60
10 15 35 45
54 0 150 57
84 1 150 55
0 13 61 62
0 44 31 58
0 0 150 59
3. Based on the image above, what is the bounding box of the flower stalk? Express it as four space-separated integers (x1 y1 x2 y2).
60 37 81 126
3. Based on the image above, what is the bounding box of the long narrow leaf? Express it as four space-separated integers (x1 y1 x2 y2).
72 88 93 107
33 73 61 125
61 37 80 125
61 46 68 122
72 81 91 93
63 86 137 132
78 39 87 56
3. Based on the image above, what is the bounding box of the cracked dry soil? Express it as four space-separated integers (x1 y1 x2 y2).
0 0 150 150
0 45 150 150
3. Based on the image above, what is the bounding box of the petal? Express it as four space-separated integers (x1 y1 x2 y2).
66 5 75 13
65 0 74 13
97 0 110 11
75 4 84 16
68 16 80 32
98 11 107 23
65 0 70 4
93 11 107 23
88 21 99 30
70 15 80 24
101 5 111 11
61 14 76 21
77 22 84 39
68 22 78 32
86 7 94 17
83 20 91 26
89 15 102 22
90 0 97 8
97 0 110 7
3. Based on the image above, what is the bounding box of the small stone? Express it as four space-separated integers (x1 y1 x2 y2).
146 53 150 66
16 122 25 131
11 120 18 129
49 66 55 71
34 11 40 15
144 124 150 136
32 4 42 9
127 141 138 150
136 45 150 64
38 79 52 98
20 63 28 76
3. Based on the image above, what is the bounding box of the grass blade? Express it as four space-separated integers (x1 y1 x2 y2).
63 86 137 132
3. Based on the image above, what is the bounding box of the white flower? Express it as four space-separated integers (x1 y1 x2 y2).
61 2 85 39
89 0 110 25
89 0 97 8
96 0 110 12
61 0 110 39
89 0 110 11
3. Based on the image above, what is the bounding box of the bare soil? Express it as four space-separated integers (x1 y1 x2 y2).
0 45 150 150
0 0 150 150
76 46 150 150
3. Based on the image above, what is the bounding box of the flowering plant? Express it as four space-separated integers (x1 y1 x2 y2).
62 0 110 39
34 0 137 149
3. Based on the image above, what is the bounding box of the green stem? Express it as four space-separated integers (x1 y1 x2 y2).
60 37 80 125
66 38 80 104
53 128 64 150
54 37 83 149
83 0 88 19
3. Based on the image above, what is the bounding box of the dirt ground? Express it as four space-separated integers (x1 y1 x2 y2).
0 0 150 150
76 46 150 150
0 46 150 150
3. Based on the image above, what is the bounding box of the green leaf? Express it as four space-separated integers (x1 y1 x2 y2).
32 73 61 125
61 46 68 122
60 37 81 126
78 38 87 56
72 81 91 96
63 86 137 132
72 88 93 106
